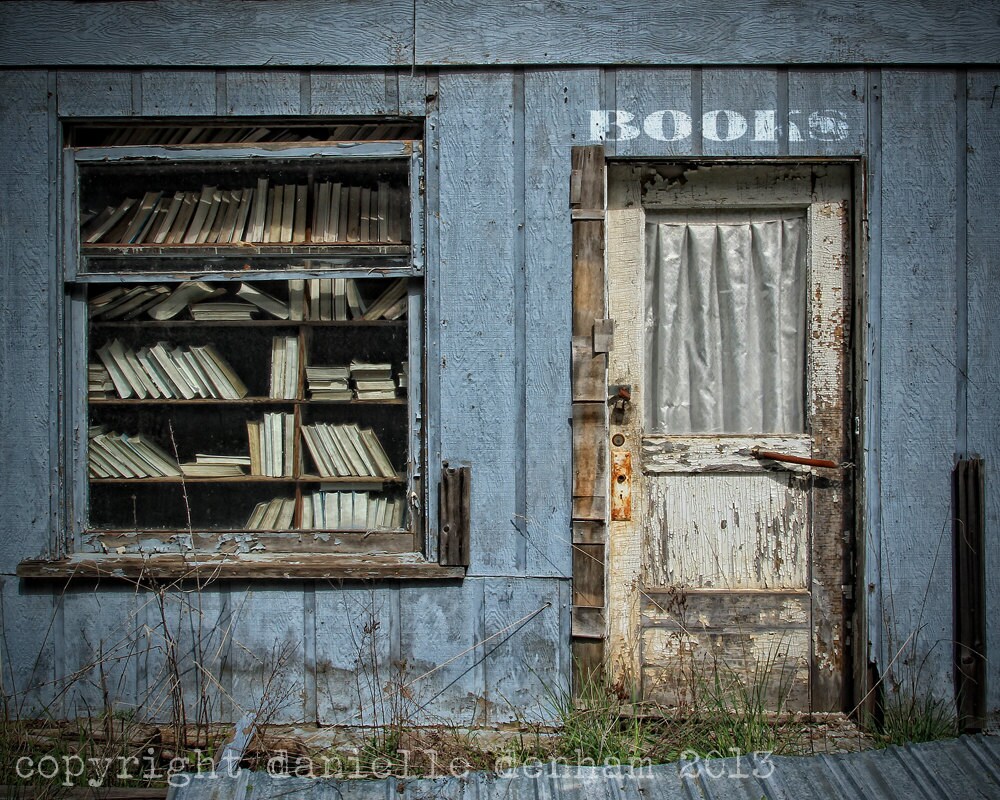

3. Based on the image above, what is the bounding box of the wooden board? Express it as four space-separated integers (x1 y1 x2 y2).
788 69 867 157
524 68 601 578
878 69 957 698
60 586 140 717
701 68 779 156
411 1 1000 66
226 583 307 725
0 1 415 67
0 579 58 715
56 70 132 116
398 580 485 723
644 473 809 591
641 589 810 711
141 71 217 116
483 578 566 724
436 72 519 576
315 584 398 727
0 71 54 563
614 68 693 158
966 70 1000 717
225 71 301 116
310 71 394 116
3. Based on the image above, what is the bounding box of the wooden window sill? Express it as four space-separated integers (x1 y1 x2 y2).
16 553 465 582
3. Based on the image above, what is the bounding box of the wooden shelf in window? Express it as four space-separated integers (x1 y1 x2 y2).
89 397 406 406
81 243 411 258
90 473 405 485
90 319 407 328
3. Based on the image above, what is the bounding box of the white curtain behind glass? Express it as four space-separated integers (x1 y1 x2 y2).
644 211 807 434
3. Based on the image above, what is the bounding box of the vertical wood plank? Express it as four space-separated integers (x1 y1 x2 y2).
399 580 485 723
484 578 564 724
523 68 601 578
56 70 133 116
437 72 519 576
701 68 779 156
315 584 396 726
788 69 866 156
615 68 694 157
61 587 140 717
310 71 392 115
0 71 52 564
137 588 234 725
0 579 58 715
226 70 301 116
397 69 427 116
879 69 957 699
227 583 306 725
141 70 216 116
966 69 1000 716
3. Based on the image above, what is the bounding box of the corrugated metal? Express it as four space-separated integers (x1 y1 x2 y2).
168 734 1000 800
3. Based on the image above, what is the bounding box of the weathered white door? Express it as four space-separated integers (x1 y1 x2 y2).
606 164 852 712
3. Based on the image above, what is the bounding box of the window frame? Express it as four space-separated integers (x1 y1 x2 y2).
21 135 464 580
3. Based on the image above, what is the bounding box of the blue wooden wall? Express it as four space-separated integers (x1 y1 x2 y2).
0 61 998 724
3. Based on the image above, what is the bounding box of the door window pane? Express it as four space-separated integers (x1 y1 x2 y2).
644 210 807 434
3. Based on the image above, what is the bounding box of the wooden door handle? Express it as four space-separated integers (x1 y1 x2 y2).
750 446 840 469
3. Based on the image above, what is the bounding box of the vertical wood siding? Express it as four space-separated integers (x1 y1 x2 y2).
878 70 958 701
967 70 1000 717
2 63 998 722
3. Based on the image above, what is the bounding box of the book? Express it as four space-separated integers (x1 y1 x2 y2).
188 301 256 320
230 188 253 243
190 344 248 399
327 182 342 242
362 279 408 320
195 188 224 244
121 191 162 244
248 178 269 242
288 279 305 321
280 184 296 243
148 281 224 320
164 191 199 244
236 283 289 319
84 197 137 243
293 184 308 242
183 186 218 244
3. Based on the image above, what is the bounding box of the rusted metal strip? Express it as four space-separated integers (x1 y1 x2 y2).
750 446 840 469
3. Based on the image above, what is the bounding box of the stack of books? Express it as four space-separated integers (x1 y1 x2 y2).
350 360 396 400
179 453 251 478
88 363 116 399
305 365 352 401
303 490 406 530
362 278 408 321
88 426 180 478
300 422 396 478
94 339 248 400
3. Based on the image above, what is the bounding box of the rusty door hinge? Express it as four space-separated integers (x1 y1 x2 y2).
439 463 471 567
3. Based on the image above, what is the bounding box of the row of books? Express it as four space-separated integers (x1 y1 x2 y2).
301 422 396 479
269 336 300 400
311 181 409 244
93 339 248 400
94 122 419 148
305 491 406 530
245 497 296 530
247 413 295 478
81 179 410 246
88 426 180 478
243 491 407 531
90 279 407 322
306 277 407 321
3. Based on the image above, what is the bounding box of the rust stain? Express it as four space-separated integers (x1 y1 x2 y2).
611 449 632 521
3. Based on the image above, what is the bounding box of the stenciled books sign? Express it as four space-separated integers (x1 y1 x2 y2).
590 109 850 143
